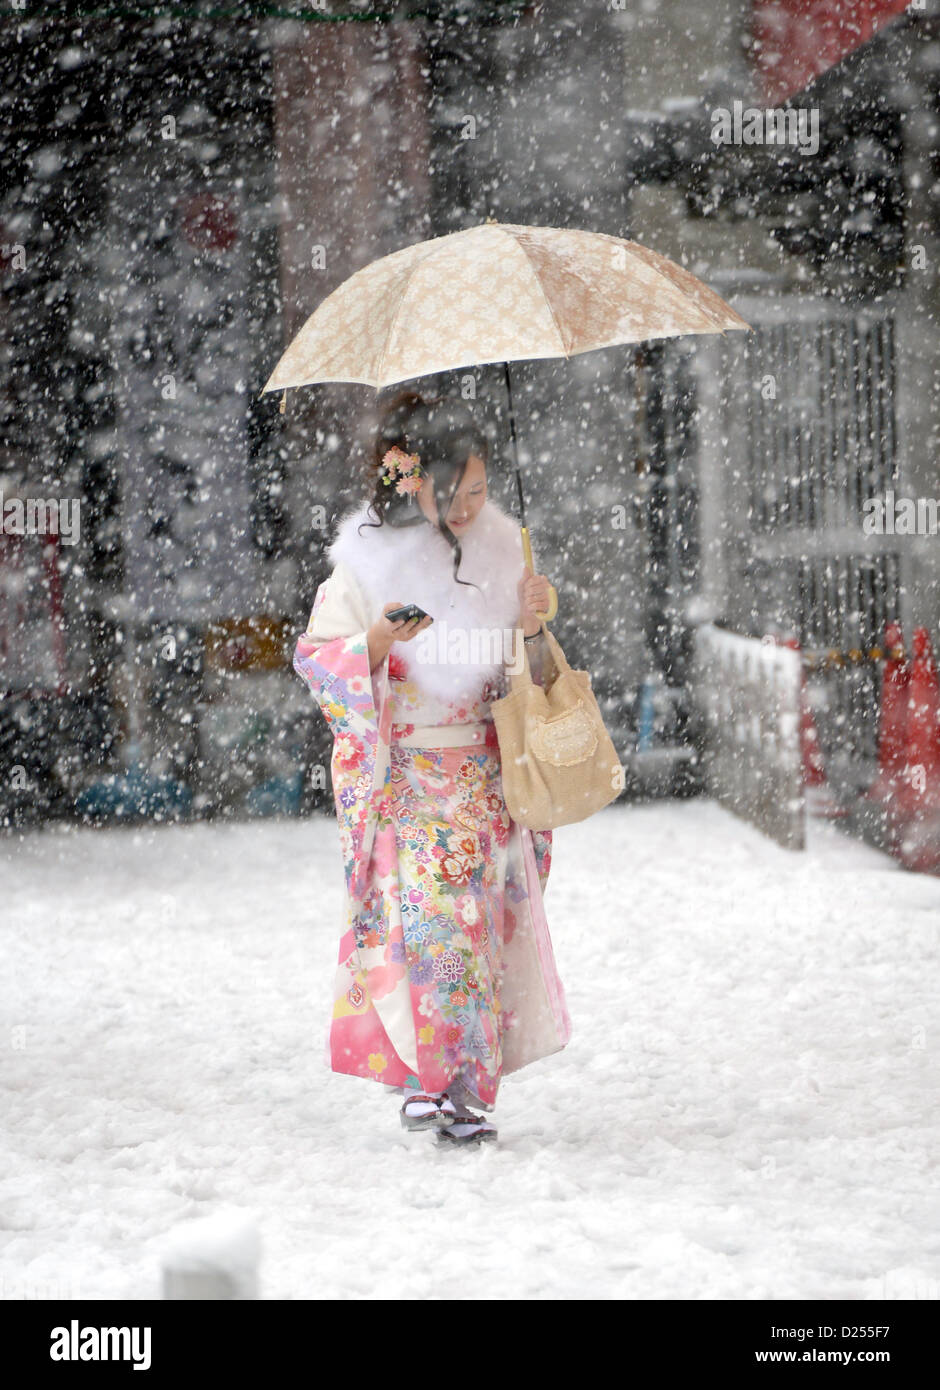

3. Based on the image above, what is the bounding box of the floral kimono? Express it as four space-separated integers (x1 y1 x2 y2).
293 495 571 1112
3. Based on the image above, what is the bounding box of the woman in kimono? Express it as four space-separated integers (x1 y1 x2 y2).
293 389 572 1144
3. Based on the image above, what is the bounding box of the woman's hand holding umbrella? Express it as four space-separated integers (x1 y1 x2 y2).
517 565 552 638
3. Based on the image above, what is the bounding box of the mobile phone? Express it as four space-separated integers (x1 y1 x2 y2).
385 603 432 625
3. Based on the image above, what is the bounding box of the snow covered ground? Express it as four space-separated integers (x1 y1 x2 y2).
3 797 939 1301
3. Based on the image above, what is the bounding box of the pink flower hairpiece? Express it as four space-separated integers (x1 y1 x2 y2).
380 444 423 497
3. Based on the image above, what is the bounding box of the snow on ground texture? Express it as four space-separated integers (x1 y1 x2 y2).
2 799 939 1301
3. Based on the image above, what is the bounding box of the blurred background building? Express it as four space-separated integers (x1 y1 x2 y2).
1 0 936 836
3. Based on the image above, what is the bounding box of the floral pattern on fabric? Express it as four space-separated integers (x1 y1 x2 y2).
383 740 514 1105
293 570 571 1111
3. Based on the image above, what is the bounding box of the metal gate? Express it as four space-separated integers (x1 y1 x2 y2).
691 297 901 796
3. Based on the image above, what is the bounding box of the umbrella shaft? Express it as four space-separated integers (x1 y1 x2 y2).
503 360 527 529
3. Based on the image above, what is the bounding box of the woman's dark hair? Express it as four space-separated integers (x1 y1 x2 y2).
357 388 489 593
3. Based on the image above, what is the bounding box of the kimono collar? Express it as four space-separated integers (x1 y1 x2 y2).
326 495 529 703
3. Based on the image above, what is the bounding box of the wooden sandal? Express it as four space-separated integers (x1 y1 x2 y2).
435 1108 497 1144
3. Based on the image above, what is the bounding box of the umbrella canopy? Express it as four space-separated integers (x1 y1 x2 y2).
261 219 751 395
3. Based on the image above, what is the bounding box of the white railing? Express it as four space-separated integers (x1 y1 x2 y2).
691 624 805 850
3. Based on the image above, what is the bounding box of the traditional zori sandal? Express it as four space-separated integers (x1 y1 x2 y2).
400 1092 458 1131
435 1109 497 1145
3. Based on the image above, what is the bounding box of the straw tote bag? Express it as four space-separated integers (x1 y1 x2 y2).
491 621 621 830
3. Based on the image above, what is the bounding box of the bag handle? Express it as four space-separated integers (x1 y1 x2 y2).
509 621 573 690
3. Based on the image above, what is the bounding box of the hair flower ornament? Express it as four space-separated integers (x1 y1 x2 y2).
380 445 424 496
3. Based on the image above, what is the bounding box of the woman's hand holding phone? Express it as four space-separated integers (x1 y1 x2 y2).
367 601 433 674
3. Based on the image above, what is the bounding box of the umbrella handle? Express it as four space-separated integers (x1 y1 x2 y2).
520 526 558 623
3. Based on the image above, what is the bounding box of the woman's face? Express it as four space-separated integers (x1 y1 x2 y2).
417 453 487 536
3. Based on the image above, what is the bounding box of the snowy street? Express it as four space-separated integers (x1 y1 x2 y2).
4 798 939 1301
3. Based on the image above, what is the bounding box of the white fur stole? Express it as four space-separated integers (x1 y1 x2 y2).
327 495 529 703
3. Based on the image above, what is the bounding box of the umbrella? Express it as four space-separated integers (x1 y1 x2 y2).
262 218 751 619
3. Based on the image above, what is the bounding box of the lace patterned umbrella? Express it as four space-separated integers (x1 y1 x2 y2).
262 218 751 619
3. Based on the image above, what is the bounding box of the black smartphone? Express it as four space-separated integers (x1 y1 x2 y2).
385 603 432 625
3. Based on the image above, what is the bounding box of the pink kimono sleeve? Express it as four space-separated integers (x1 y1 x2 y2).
292 571 395 904
292 575 384 743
